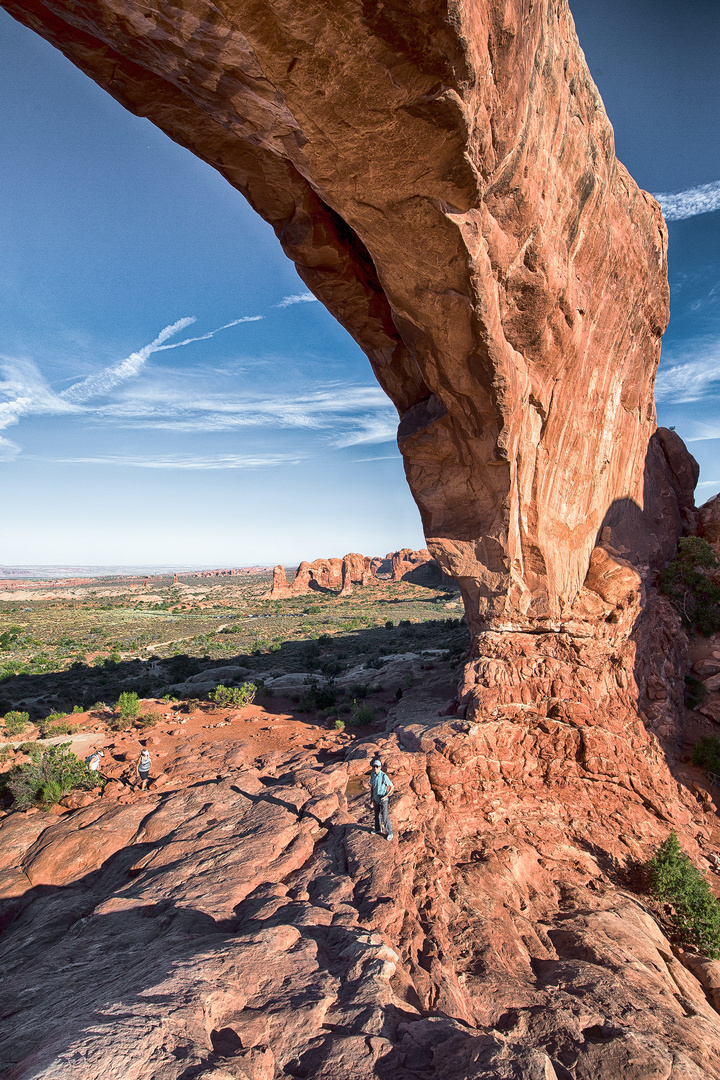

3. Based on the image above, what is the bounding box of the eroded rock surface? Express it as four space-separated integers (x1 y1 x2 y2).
2 700 720 1080
267 550 449 598
2 0 686 630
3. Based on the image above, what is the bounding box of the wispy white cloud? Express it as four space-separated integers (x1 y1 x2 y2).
332 413 399 447
0 315 263 450
683 424 720 443
61 315 263 404
97 384 397 442
0 434 21 461
53 453 301 470
0 355 80 432
276 293 318 308
655 338 720 404
654 180 720 222
60 317 196 404
349 453 401 462
0 312 398 465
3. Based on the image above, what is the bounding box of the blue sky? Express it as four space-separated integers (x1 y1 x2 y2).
0 1 719 565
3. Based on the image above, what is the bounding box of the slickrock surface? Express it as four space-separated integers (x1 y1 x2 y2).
2 696 720 1079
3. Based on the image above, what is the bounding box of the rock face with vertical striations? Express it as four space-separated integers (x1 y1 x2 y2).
2 7 715 1071
2 0 688 631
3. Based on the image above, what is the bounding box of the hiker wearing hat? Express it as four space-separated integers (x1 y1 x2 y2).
370 757 394 841
86 750 104 773
136 748 152 790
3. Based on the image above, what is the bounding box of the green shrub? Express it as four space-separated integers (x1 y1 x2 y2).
298 678 337 712
0 627 22 650
110 715 135 732
209 683 257 708
334 718 345 731
646 831 720 957
135 712 158 728
18 743 41 762
40 720 78 737
40 780 63 807
659 537 720 635
116 691 140 720
3 710 30 737
691 736 720 775
385 620 394 629
4 742 97 810
348 700 375 726
685 675 707 710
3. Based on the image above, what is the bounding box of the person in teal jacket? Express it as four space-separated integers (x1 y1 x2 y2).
370 757 394 840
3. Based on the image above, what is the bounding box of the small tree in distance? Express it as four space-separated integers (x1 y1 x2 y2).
116 692 140 720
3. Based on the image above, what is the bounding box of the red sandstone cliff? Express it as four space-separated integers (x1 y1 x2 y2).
266 550 450 598
2 0 684 632
0 0 713 1074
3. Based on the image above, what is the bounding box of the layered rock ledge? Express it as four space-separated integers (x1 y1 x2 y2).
2 698 720 1080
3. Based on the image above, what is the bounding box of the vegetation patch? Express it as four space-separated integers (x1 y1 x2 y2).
348 700 376 726
645 831 720 958
116 691 140 721
298 678 337 712
2 742 101 809
684 674 707 710
691 735 720 776
660 537 720 635
209 683 257 708
3 710 30 737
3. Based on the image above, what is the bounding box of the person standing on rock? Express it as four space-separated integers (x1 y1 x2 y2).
370 757 394 840
136 748 151 790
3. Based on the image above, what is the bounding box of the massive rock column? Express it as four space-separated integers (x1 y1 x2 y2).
2 0 695 705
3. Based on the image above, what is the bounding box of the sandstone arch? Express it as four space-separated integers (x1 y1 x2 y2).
2 0 696 715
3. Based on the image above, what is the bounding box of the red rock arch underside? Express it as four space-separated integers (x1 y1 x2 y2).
2 2 718 1079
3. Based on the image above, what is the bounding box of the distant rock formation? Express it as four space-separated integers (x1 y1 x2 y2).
266 549 452 599
339 552 365 597
268 565 293 600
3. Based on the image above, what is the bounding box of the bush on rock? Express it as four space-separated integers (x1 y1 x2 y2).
659 537 720 635
3 742 101 809
646 830 720 958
